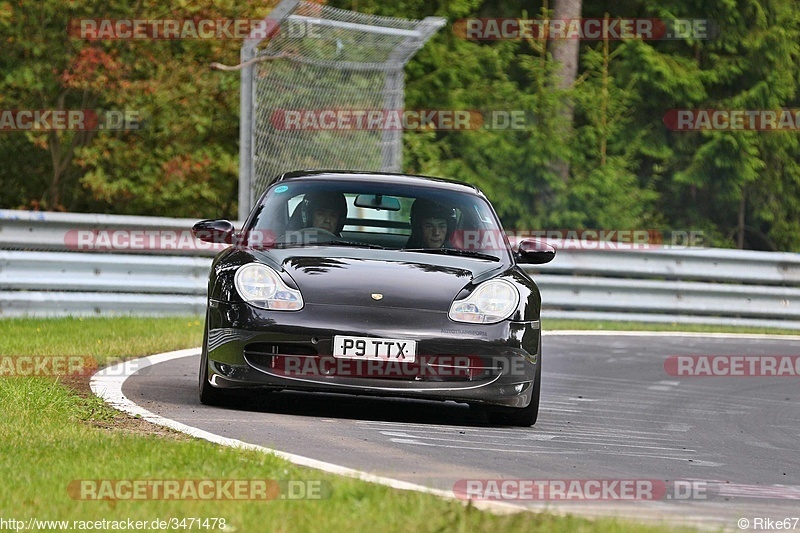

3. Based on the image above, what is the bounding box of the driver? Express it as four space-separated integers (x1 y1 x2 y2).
303 191 347 236
406 199 457 248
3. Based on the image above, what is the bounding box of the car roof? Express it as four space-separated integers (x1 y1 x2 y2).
272 170 484 196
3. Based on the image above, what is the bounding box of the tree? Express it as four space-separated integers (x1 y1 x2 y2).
0 0 266 217
548 0 582 184
2 0 800 251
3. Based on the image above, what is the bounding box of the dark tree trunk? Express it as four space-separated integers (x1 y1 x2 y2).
549 0 582 183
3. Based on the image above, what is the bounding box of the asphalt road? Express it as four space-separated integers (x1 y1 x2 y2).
121 333 800 530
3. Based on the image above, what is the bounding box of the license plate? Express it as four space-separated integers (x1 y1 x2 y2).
333 336 417 362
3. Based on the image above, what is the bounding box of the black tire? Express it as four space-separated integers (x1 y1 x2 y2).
487 346 542 427
199 317 226 406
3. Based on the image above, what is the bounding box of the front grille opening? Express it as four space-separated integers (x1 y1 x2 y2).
244 342 318 371
266 355 483 381
244 344 492 382
244 342 318 357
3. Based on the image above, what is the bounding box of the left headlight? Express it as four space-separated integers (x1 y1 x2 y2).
234 263 304 310
448 279 519 324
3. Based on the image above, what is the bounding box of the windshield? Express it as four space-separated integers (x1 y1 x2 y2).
246 179 510 260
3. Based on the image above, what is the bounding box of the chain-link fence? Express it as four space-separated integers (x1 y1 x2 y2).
238 0 444 219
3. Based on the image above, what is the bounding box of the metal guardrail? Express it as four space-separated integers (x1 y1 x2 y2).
0 209 228 256
0 209 218 316
0 251 210 294
2 209 799 329
531 248 800 329
531 248 800 285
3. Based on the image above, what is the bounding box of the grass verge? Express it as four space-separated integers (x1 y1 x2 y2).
0 317 709 532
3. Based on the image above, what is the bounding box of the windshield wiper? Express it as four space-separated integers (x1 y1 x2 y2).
270 240 384 250
326 240 385 249
402 248 500 261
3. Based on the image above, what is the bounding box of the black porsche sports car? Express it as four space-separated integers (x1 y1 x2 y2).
192 170 555 426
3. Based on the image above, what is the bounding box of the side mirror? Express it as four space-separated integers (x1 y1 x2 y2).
192 219 235 244
515 239 556 264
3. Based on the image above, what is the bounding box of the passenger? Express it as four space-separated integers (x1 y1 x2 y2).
406 199 457 248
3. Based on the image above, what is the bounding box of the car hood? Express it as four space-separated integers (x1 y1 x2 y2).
254 248 504 310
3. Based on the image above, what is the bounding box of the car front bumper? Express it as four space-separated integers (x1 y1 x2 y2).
205 300 541 408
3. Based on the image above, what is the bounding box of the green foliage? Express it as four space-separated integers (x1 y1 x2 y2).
2 0 800 250
0 0 255 217
571 38 659 229
613 0 800 249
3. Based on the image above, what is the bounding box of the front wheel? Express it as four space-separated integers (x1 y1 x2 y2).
488 349 542 427
199 317 226 406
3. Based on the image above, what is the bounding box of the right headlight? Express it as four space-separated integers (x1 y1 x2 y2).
234 263 303 310
448 279 520 324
